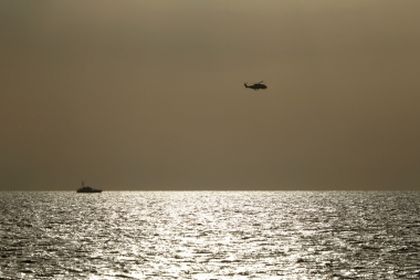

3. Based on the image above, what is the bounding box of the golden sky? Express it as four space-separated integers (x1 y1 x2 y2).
1 1 420 190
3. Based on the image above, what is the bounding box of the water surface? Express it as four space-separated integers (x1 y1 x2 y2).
1 191 419 279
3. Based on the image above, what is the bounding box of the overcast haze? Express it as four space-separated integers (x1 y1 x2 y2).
1 1 420 190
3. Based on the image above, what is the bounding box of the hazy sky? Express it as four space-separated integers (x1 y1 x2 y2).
1 1 420 190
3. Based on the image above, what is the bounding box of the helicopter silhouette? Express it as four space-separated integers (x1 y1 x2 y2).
244 81 267 90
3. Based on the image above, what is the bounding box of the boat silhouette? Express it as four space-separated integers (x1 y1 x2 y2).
76 181 102 193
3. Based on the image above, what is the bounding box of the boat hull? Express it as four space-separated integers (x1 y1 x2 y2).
76 186 103 193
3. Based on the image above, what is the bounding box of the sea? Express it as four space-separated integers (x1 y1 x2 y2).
0 191 419 279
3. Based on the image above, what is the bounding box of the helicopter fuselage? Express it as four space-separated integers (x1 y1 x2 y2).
244 82 267 90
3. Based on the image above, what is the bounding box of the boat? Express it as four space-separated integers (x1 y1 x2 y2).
76 181 102 193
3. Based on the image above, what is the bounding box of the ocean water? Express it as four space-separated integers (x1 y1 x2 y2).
0 191 419 280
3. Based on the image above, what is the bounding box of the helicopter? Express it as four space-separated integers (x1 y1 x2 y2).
244 81 267 90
